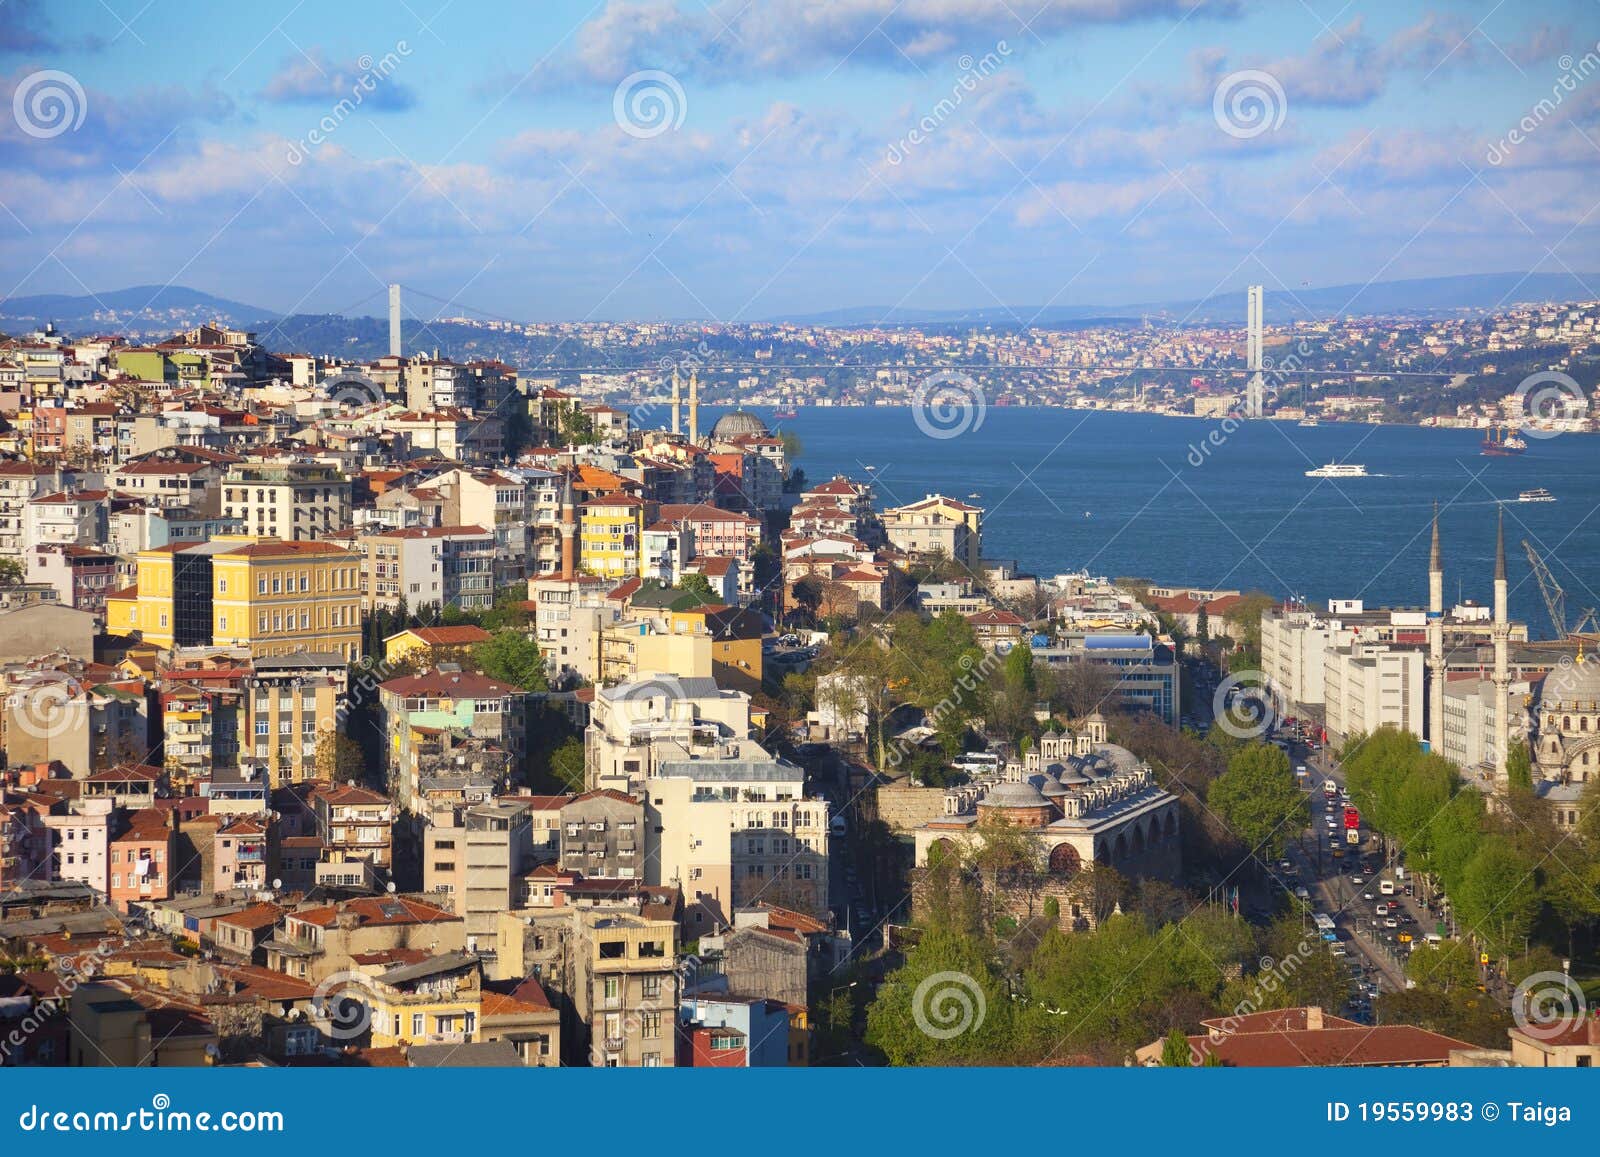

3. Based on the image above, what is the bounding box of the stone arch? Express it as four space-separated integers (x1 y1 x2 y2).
927 838 957 867
1164 810 1178 839
1148 816 1162 846
1131 826 1146 857
1114 832 1128 861
1048 842 1082 877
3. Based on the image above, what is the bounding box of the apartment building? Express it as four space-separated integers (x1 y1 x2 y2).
239 664 341 787
528 575 621 685
378 670 528 812
584 674 753 792
646 744 830 930
571 908 680 1068
0 461 66 558
881 494 983 571
347 525 496 613
221 461 352 542
580 493 654 578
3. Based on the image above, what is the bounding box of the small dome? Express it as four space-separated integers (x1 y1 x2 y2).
980 781 1049 809
1058 766 1093 786
711 410 770 441
1041 778 1069 797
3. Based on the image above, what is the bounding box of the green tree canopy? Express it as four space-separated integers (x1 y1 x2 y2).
469 628 549 691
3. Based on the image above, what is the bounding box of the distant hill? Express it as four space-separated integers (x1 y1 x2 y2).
6 272 1598 345
780 272 1600 327
0 285 279 334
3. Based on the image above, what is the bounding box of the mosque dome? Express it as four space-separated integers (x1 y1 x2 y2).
711 410 770 440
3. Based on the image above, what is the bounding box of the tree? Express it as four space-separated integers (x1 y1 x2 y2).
675 573 717 604
1205 743 1307 862
549 736 586 792
1453 836 1540 956
1504 741 1534 791
1194 603 1210 645
1160 1026 1194 1067
0 558 21 586
864 926 1017 1065
315 728 367 785
468 629 549 691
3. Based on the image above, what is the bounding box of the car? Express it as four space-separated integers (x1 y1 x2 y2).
1331 848 1344 859
1362 890 1375 901
1351 875 1365 885
1294 886 1311 901
1278 859 1293 871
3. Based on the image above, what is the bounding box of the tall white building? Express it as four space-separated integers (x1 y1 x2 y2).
1322 643 1424 747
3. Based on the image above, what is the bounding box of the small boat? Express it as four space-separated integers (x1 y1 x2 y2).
1305 462 1369 478
1481 425 1526 456
1518 488 1555 503
967 492 981 499
1298 417 1319 427
773 408 798 420
863 464 877 471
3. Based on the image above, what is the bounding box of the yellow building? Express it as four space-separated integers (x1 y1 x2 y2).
579 493 653 578
107 536 363 660
382 624 493 669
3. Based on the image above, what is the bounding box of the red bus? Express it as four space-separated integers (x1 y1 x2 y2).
1343 805 1360 830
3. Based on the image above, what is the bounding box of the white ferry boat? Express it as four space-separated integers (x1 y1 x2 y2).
1517 488 1555 503
1305 462 1369 478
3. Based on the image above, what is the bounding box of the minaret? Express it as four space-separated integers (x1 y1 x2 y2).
558 471 578 581
671 367 682 436
1427 503 1445 752
688 370 700 443
1492 508 1511 783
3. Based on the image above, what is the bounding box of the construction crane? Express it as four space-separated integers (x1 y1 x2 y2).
1522 539 1600 641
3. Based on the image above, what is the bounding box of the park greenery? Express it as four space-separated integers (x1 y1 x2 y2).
863 816 1350 1065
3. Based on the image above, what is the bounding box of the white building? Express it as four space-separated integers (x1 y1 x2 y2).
1322 643 1424 747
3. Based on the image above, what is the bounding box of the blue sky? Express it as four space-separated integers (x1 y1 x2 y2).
1 0 1596 320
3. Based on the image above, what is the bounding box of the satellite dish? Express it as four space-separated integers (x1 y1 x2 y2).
272 878 283 890
387 882 397 894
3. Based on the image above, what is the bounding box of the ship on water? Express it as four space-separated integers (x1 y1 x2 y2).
1481 424 1527 456
1305 462 1369 478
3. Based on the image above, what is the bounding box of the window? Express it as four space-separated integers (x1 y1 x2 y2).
411 1014 424 1037
599 941 625 959
641 975 660 1001
641 1052 660 1067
